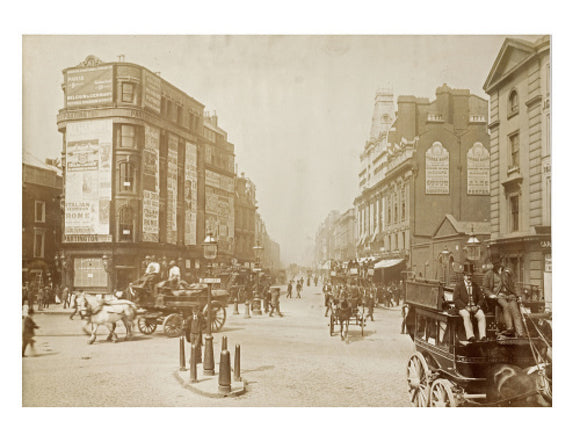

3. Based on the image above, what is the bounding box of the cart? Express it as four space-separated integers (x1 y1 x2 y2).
402 279 551 406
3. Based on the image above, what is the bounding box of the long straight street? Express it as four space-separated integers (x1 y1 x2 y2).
23 283 413 406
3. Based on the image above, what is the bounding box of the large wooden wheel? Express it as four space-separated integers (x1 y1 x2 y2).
429 378 457 407
162 313 183 337
203 301 227 332
137 316 158 335
407 352 431 407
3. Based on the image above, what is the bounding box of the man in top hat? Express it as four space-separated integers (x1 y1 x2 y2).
453 262 487 342
483 256 524 337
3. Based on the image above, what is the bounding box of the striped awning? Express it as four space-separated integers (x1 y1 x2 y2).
373 258 404 269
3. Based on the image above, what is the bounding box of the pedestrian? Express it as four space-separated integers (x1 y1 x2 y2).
269 287 283 317
286 281 293 298
364 287 376 321
37 286 44 312
43 286 51 309
22 306 39 357
62 286 70 309
323 284 332 317
296 281 302 298
184 304 205 363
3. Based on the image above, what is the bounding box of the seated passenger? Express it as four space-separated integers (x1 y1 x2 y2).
453 262 487 342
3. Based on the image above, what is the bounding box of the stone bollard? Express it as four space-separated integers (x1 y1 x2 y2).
252 296 263 316
190 343 198 383
203 335 215 376
218 346 232 394
244 301 251 319
221 335 228 351
233 298 239 315
179 336 186 371
233 344 241 382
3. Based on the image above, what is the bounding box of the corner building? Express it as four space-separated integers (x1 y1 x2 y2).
57 55 234 292
483 36 551 303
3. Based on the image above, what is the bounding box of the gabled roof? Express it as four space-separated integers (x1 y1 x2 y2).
483 36 550 93
22 150 62 176
432 214 491 239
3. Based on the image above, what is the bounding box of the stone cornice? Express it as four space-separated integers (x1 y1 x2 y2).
525 94 543 108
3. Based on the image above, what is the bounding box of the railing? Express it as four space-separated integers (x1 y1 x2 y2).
469 115 486 123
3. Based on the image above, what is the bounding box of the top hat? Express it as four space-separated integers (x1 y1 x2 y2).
462 262 475 274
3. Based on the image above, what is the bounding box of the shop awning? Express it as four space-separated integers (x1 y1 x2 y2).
373 258 404 269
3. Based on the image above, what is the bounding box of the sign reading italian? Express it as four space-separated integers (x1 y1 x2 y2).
66 66 113 107
467 142 490 195
64 120 112 239
142 125 160 242
184 142 198 245
425 142 449 195
166 134 179 244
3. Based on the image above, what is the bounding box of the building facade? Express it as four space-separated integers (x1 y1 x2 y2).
56 55 236 291
22 152 63 289
355 84 491 278
332 208 356 262
483 36 551 303
234 173 257 264
314 210 340 266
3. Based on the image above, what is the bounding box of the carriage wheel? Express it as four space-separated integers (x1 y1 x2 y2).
137 316 158 335
407 352 431 407
329 314 335 336
203 301 227 332
429 378 457 407
162 313 183 337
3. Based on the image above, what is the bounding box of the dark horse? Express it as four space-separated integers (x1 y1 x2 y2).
335 298 352 341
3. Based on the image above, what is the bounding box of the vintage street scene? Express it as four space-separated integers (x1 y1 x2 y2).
21 34 552 408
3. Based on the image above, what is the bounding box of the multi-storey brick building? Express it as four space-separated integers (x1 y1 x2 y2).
332 208 356 262
483 36 551 303
234 173 257 264
56 55 235 291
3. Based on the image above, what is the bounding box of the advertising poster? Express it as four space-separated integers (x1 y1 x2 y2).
205 186 234 242
467 142 490 195
185 142 198 245
66 65 113 107
166 134 179 244
64 119 112 239
205 169 234 192
142 125 160 242
143 70 161 113
425 142 449 195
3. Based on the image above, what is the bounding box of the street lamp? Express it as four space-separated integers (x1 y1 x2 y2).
464 225 482 263
202 233 218 334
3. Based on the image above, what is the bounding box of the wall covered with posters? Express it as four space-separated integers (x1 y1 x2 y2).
205 167 234 250
184 142 198 245
142 125 160 242
166 134 179 244
65 65 113 108
64 119 113 242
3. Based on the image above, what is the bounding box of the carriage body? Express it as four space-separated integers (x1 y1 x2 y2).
404 279 551 407
327 271 368 340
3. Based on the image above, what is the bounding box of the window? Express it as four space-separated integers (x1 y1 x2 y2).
546 114 551 155
121 82 135 103
510 195 520 232
508 90 519 115
176 104 183 125
402 202 406 221
119 162 135 192
34 200 45 223
33 230 45 258
118 206 134 242
394 205 398 223
388 206 391 225
402 232 406 250
120 125 136 148
509 133 520 169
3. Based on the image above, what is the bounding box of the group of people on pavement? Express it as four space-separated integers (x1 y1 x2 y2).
286 277 305 299
453 255 526 343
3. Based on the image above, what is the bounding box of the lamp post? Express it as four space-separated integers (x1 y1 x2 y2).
252 243 264 315
202 233 218 335
464 225 482 264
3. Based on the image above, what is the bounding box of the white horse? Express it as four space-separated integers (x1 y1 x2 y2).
77 293 138 344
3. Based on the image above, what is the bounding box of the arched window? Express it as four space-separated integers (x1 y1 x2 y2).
508 90 519 115
118 206 134 242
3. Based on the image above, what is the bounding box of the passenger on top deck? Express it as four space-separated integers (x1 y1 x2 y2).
454 262 487 343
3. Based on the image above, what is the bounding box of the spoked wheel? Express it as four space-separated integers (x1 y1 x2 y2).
407 352 431 407
329 314 335 336
429 378 457 407
162 313 183 337
203 301 227 332
137 316 158 335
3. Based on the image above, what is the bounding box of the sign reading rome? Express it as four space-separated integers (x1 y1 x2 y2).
467 142 490 195
425 142 449 194
66 66 113 107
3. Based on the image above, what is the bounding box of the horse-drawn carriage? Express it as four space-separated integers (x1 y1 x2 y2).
326 271 368 341
130 278 229 337
403 279 552 406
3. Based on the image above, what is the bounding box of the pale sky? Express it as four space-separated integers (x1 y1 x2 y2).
22 35 539 265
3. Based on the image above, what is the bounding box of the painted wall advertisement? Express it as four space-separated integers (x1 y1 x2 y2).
142 125 160 242
64 120 112 241
143 70 161 114
66 66 113 107
425 142 449 195
467 142 490 195
166 134 179 244
185 142 198 246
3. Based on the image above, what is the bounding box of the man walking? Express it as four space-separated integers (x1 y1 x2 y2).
269 287 283 317
286 281 293 298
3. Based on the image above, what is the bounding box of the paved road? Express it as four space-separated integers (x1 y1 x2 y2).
22 283 414 406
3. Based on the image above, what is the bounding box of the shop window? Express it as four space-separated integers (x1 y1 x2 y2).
33 230 45 258
34 200 46 223
508 132 520 170
120 125 136 148
121 82 135 103
119 161 136 192
508 89 519 115
509 195 520 232
118 206 134 242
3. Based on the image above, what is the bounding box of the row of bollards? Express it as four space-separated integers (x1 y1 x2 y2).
179 332 242 394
